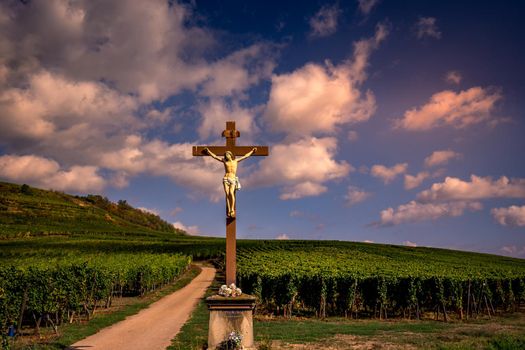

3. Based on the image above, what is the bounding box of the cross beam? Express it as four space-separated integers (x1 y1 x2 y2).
192 121 268 157
192 121 269 286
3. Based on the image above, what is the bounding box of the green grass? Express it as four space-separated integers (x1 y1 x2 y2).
11 265 201 350
0 181 184 238
254 318 449 342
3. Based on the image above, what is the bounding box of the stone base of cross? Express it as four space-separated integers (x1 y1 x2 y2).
192 121 269 286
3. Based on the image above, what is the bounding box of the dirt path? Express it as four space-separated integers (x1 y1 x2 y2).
70 266 215 350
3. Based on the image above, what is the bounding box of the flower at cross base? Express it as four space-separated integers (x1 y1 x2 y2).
228 331 243 348
217 330 244 350
218 283 242 297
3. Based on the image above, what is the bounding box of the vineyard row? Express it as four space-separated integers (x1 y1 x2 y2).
0 253 191 337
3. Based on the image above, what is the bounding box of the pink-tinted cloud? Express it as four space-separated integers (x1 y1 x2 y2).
445 71 462 85
264 24 388 137
0 70 138 144
309 4 341 38
0 0 278 201
404 172 430 190
378 201 482 226
415 17 441 39
417 175 525 202
371 163 408 184
347 130 359 142
395 87 502 131
345 186 372 206
0 154 105 193
0 0 275 103
138 207 160 216
424 150 462 167
173 221 200 235
403 240 418 247
491 205 525 227
500 245 525 258
248 137 352 200
197 99 260 141
358 0 379 15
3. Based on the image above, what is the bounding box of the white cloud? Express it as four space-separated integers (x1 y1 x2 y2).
289 210 303 218
347 130 359 142
403 240 417 247
0 0 278 200
199 44 277 98
138 207 160 216
445 71 462 85
491 205 525 227
309 4 341 38
378 200 482 226
500 245 525 258
395 87 502 131
172 221 200 235
371 163 408 184
171 207 183 216
280 182 328 200
417 175 525 202
345 186 372 206
248 137 352 200
358 0 379 15
0 70 138 144
363 239 374 243
424 150 462 167
264 23 388 137
276 233 290 240
99 137 223 201
0 0 277 103
197 98 259 141
404 172 430 190
415 17 441 39
0 154 105 193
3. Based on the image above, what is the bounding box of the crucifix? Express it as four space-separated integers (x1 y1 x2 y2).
193 121 269 286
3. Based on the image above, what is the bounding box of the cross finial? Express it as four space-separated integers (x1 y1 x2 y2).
221 121 240 147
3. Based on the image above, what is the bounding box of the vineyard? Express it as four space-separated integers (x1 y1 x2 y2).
0 251 191 341
2 180 525 348
237 243 525 320
0 181 184 238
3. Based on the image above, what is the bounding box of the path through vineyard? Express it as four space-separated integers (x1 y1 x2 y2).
70 266 215 350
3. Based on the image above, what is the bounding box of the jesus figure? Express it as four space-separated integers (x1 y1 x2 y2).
204 147 257 217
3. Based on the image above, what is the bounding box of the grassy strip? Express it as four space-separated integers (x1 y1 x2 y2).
13 265 202 350
168 274 221 350
254 317 449 342
255 314 525 349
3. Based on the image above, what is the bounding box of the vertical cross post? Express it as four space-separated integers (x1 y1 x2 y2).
226 217 236 285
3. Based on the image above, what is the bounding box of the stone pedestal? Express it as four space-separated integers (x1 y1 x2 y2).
206 294 256 350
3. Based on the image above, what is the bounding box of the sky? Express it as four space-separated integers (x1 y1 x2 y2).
0 0 524 257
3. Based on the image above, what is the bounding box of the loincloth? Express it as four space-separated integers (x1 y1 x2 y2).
223 176 241 190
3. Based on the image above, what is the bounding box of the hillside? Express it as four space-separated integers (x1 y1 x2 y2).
0 181 185 238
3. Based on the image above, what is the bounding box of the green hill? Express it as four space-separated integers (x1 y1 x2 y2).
0 181 185 238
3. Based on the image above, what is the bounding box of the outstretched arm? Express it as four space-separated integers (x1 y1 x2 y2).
237 147 257 162
204 148 223 162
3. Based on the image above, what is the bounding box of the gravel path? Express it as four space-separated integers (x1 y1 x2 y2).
70 266 215 350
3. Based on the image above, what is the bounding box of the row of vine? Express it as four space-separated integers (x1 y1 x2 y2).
237 247 525 319
0 253 191 338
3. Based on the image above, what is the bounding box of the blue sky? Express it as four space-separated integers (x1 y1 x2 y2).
0 0 524 257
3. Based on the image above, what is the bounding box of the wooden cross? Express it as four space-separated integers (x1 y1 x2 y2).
193 121 269 286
